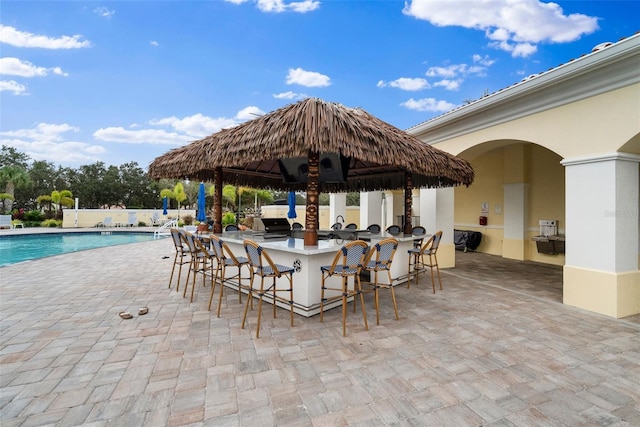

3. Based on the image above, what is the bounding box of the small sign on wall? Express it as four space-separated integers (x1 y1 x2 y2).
481 202 489 214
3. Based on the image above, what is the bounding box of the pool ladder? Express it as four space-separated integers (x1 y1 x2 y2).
154 219 178 239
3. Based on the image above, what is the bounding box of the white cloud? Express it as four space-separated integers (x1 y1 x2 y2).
94 127 194 145
150 40 159 47
286 0 320 13
377 77 430 91
226 0 319 12
403 0 598 57
149 113 242 138
93 7 115 18
0 123 104 164
0 57 68 77
0 80 27 95
273 91 307 100
0 25 91 49
433 79 460 91
401 97 457 112
286 67 330 87
236 106 266 120
98 107 264 146
426 65 464 78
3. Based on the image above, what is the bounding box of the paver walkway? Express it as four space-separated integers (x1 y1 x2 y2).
1 237 638 426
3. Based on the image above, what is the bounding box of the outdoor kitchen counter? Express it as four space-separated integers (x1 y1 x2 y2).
212 231 415 317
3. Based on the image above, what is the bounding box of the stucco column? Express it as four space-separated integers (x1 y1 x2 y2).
562 153 640 318
360 191 382 229
503 183 528 260
329 193 346 227
383 190 404 229
419 187 455 268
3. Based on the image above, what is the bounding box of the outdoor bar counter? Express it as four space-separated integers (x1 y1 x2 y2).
213 230 417 317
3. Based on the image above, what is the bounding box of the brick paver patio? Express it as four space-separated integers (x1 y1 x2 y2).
1 235 638 426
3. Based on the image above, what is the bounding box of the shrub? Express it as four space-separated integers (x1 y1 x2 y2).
222 212 236 226
42 219 61 228
24 210 45 222
183 214 194 225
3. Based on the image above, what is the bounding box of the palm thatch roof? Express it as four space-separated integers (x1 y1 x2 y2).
148 98 474 192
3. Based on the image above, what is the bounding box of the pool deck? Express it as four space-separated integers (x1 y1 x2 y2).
0 231 639 426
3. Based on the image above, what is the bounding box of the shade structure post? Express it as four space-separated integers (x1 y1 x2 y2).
213 167 223 233
304 150 319 246
404 170 413 235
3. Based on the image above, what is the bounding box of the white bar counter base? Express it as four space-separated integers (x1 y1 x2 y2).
213 231 416 317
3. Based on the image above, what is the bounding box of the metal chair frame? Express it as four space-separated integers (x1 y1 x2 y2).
385 225 402 236
182 231 216 302
209 235 250 317
242 239 295 338
412 225 427 249
363 237 399 325
366 224 381 233
320 240 369 336
169 228 190 292
407 231 443 293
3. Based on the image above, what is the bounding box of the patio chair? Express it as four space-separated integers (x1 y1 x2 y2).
320 240 369 336
209 235 250 317
181 231 216 302
366 224 381 234
385 225 401 236
407 231 443 293
242 239 295 338
362 237 399 325
344 223 357 230
412 225 427 249
150 211 162 226
168 228 190 292
0 215 11 229
291 222 304 230
225 224 239 232
330 222 342 230
127 213 138 227
98 217 113 228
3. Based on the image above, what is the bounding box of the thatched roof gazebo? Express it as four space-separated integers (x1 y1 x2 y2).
149 98 474 245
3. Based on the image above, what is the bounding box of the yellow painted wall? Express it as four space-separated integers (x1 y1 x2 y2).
62 209 192 228
454 142 567 264
455 147 504 255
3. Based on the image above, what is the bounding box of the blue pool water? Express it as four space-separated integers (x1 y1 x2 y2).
0 232 164 267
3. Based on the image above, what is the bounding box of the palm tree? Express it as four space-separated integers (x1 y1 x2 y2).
51 190 74 218
173 182 187 219
0 165 29 213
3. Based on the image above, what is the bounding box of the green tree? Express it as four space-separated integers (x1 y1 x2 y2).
173 182 187 218
0 165 30 213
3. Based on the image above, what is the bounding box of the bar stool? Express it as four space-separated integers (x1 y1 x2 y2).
320 240 369 336
182 231 216 302
168 228 190 292
242 239 296 338
408 231 442 293
362 237 399 325
209 235 249 317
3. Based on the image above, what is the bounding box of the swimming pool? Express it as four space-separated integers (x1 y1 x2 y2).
0 232 165 267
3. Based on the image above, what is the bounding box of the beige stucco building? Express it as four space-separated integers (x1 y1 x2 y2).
407 33 639 319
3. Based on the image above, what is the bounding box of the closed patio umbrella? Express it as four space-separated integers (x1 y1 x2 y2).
287 191 297 219
162 196 168 215
196 182 206 222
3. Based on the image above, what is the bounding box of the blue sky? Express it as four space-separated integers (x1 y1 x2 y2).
1 0 638 169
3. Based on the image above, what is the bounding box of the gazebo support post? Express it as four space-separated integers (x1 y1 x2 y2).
404 171 413 235
304 150 320 246
213 167 223 233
